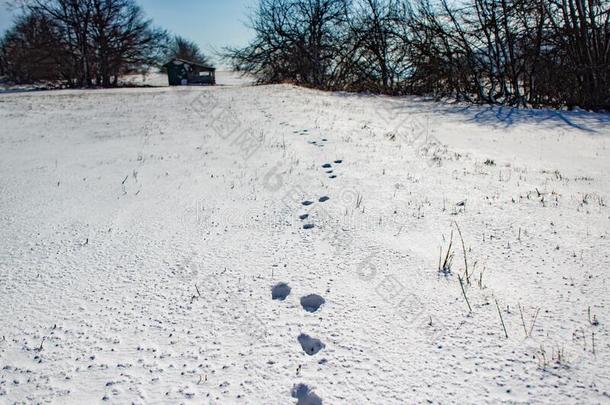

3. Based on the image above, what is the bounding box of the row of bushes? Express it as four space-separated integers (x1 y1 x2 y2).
227 0 610 110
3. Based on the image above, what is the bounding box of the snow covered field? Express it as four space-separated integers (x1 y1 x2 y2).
0 79 608 404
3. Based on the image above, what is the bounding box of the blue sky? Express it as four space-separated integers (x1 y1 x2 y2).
0 0 256 64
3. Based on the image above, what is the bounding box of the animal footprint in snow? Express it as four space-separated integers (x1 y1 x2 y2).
302 200 314 206
299 213 309 220
303 224 314 230
321 163 332 169
334 160 343 164
298 334 325 356
300 294 325 312
328 175 337 179
292 383 322 405
272 282 291 301
318 196 329 203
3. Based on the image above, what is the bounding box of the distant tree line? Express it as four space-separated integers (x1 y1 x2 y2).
0 0 210 87
228 0 610 110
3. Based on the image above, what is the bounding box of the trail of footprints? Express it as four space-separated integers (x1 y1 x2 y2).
323 160 342 180
271 283 325 404
294 128 329 151
269 157 344 403
299 160 343 230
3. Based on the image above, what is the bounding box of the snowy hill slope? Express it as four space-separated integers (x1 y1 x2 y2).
0 84 608 404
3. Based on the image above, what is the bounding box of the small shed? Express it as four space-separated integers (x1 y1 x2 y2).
163 58 216 86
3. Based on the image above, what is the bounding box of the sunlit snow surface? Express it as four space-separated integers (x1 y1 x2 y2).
0 77 609 403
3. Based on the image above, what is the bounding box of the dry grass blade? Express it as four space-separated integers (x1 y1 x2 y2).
495 299 509 338
458 275 472 313
453 221 469 282
439 230 454 274
519 303 529 337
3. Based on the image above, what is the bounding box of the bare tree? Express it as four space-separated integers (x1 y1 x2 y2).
341 0 411 93
404 0 609 109
0 13 67 83
3 0 168 87
226 0 347 87
88 0 168 86
542 0 610 109
166 35 211 65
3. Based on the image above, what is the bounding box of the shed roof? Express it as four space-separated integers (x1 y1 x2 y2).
163 58 216 71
